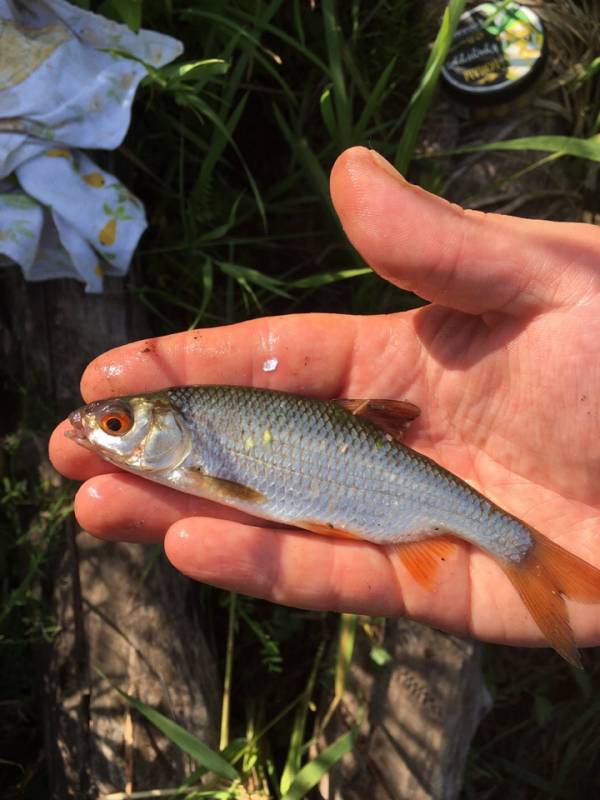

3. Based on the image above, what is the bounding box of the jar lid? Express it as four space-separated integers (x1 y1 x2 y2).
441 2 546 105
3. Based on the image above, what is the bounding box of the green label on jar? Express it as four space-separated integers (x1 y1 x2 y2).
442 2 545 99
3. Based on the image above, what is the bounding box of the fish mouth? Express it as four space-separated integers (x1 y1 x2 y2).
65 408 88 444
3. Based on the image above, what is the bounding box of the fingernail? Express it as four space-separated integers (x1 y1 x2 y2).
369 149 408 184
177 528 190 539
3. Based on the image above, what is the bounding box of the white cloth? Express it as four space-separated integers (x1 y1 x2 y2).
0 0 182 291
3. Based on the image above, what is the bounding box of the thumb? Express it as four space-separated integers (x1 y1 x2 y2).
330 146 600 316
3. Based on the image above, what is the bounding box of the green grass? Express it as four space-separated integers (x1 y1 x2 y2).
3 0 600 797
465 647 600 799
0 380 74 798
108 0 435 329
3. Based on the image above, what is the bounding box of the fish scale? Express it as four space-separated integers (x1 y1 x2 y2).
167 385 532 562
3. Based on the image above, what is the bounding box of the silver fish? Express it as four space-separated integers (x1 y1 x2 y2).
67 384 600 666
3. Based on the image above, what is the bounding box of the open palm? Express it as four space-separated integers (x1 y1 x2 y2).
50 146 600 652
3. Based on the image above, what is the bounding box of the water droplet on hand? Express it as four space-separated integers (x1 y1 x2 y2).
262 357 278 372
102 363 124 378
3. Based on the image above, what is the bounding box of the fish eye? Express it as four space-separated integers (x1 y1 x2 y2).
100 409 133 436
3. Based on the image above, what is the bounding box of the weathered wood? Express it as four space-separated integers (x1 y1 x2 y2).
320 620 491 800
48 532 219 798
2 267 219 798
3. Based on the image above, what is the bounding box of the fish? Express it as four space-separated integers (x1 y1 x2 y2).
66 384 600 667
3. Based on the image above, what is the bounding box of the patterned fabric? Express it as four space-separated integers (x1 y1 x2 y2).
0 0 182 291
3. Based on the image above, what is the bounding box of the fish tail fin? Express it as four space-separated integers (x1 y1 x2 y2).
502 529 600 669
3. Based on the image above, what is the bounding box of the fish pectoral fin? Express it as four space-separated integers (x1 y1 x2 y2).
184 469 266 503
296 520 363 541
334 398 421 440
388 535 459 590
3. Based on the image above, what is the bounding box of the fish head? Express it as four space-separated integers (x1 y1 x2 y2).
66 393 192 472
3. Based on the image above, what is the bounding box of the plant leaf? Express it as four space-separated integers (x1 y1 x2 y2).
320 86 338 141
355 55 398 140
394 0 466 173
272 105 331 212
291 267 371 289
96 668 239 782
322 0 351 148
218 261 292 299
100 0 142 32
438 134 600 164
280 727 359 800
279 642 324 794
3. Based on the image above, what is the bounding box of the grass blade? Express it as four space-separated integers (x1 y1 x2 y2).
272 104 331 212
394 0 466 173
355 55 398 140
96 668 239 782
183 7 283 67
219 592 237 751
280 726 359 800
335 613 358 701
322 0 352 148
319 612 358 735
291 267 371 289
162 58 230 92
102 0 142 32
188 258 214 329
320 86 338 142
190 92 249 206
279 642 324 794
217 261 292 299
229 6 330 75
437 134 600 164
292 0 306 46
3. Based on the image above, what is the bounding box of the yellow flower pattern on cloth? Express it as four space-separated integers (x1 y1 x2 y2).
45 149 72 159
0 0 182 292
99 218 117 246
0 20 69 91
14 148 145 290
83 172 106 188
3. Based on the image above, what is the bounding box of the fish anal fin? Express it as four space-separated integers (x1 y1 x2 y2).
390 535 459 590
334 398 421 440
184 469 266 504
296 520 363 541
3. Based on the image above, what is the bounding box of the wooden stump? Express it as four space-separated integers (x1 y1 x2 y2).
2 268 220 798
320 620 491 800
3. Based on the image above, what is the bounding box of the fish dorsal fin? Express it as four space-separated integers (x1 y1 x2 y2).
334 398 421 440
184 469 266 503
389 536 458 589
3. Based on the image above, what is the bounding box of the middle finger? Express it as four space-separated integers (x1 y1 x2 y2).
74 471 266 543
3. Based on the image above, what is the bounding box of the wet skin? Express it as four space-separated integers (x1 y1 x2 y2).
50 147 600 653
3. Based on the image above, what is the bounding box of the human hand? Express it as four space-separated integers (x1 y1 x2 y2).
49 146 600 651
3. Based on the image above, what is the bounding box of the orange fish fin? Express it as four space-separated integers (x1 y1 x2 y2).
296 520 363 541
502 557 580 669
389 535 458 590
184 469 266 503
525 528 600 603
499 528 600 668
334 398 421 440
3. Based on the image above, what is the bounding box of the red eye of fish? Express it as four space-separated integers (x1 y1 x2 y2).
100 410 133 436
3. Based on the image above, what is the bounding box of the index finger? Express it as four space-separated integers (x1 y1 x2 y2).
54 313 424 483
80 313 417 402
81 314 356 402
